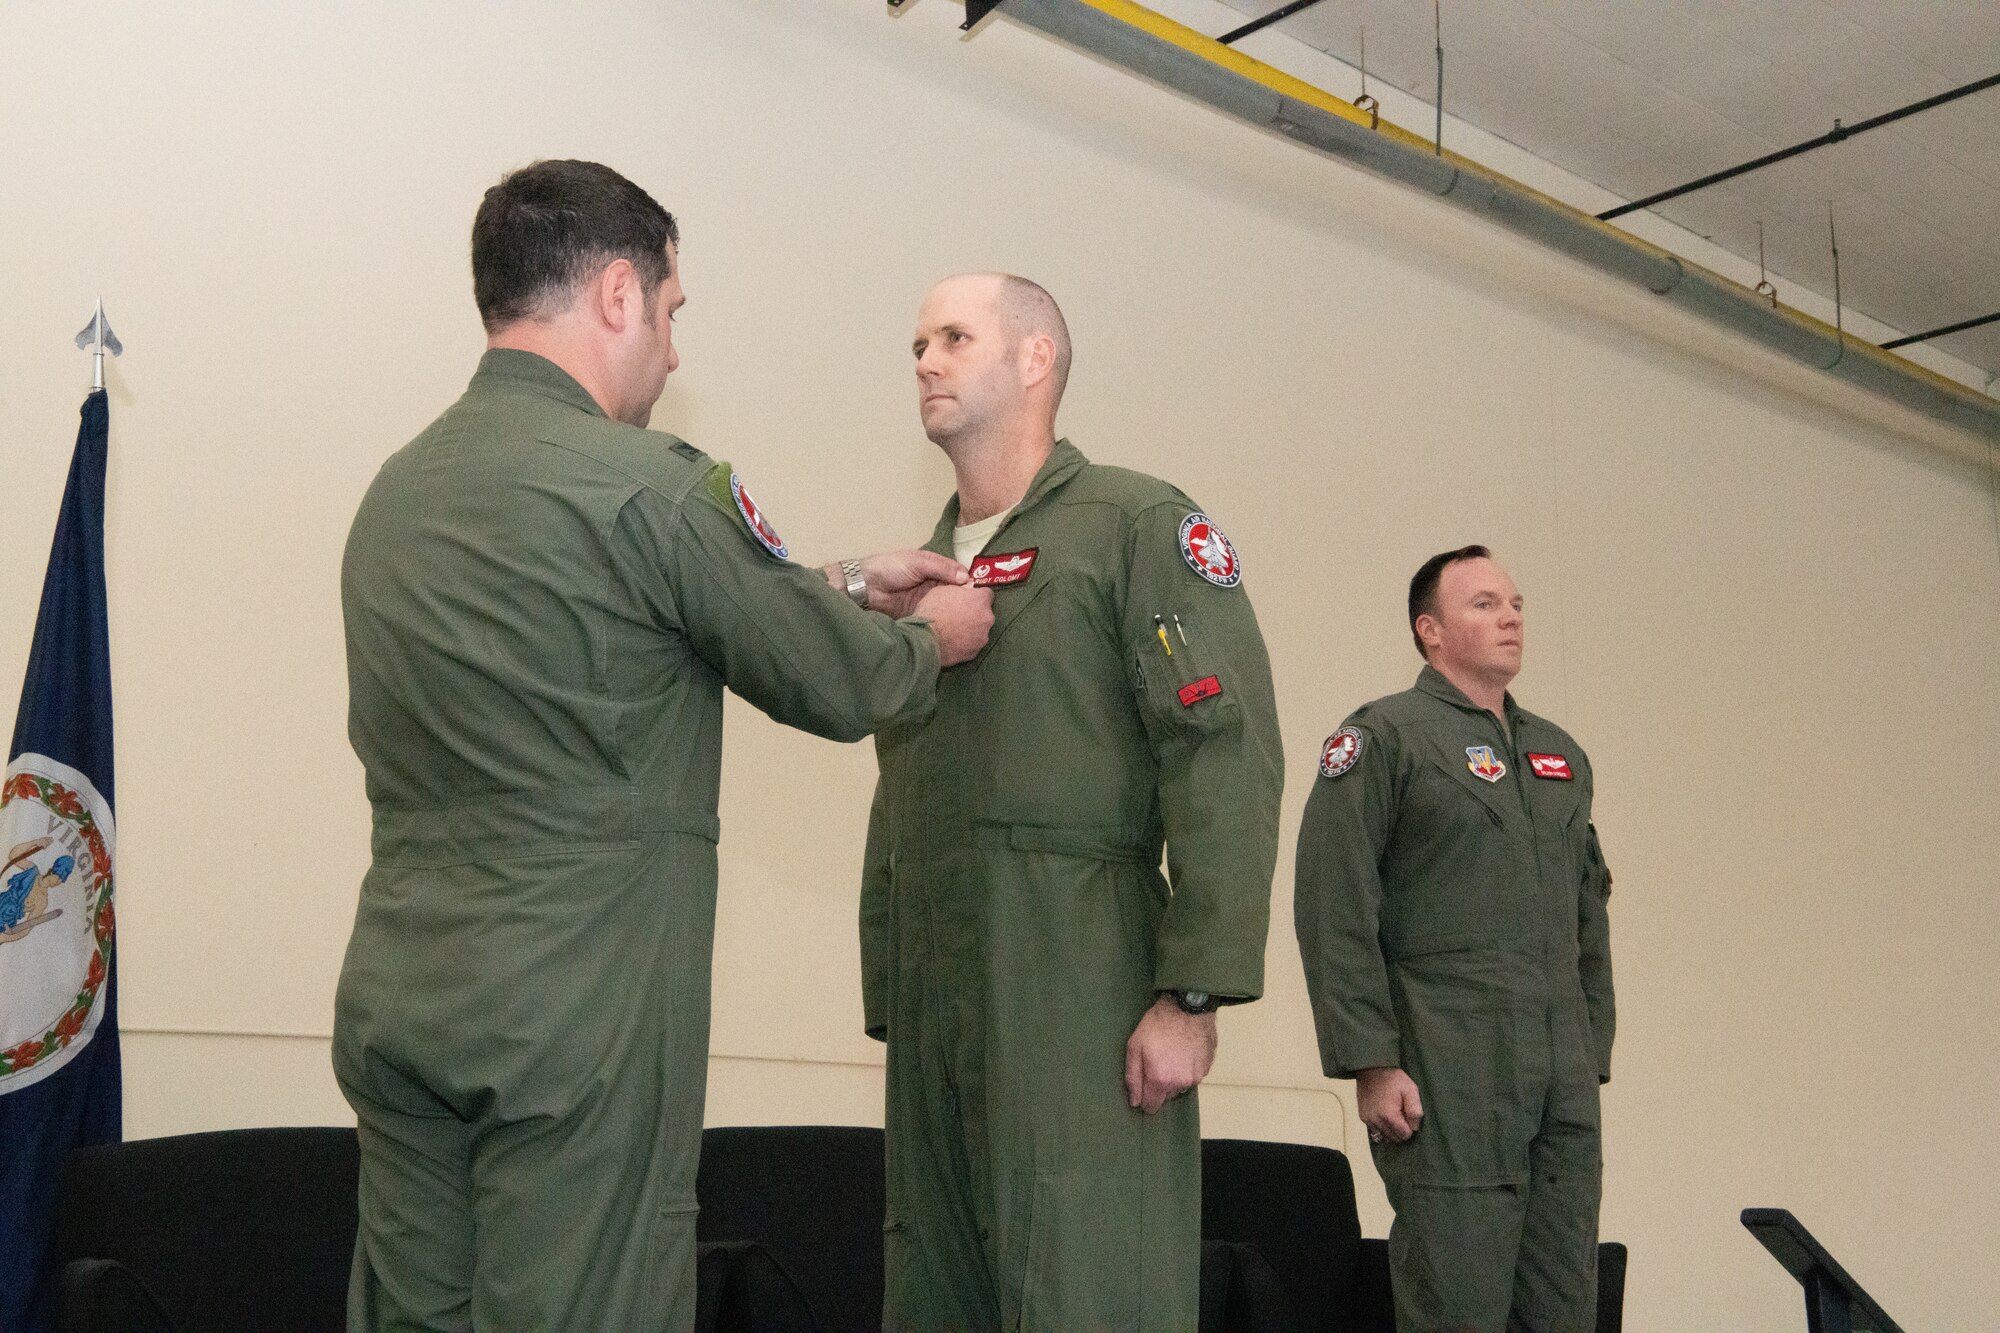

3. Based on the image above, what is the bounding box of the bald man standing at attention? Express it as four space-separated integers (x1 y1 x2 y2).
859 274 1285 1331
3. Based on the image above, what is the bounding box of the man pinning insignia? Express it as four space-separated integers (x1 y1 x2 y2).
333 160 993 1332
1295 544 1616 1333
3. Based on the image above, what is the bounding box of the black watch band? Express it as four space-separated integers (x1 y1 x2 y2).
1163 989 1220 1015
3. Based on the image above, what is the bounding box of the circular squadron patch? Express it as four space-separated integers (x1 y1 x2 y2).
0 753 115 1093
1320 726 1364 778
1179 512 1241 587
729 473 789 560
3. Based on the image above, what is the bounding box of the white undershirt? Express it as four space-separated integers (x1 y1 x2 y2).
952 507 1012 567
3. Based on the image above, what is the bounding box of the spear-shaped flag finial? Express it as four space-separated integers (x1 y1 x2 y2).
72 300 123 391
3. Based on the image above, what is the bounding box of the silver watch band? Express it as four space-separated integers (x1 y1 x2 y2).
840 558 869 609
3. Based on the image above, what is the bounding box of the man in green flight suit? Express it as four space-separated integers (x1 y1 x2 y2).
1294 545 1615 1332
333 160 994 1332
860 273 1285 1331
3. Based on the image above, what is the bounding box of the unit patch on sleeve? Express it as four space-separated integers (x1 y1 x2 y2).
1319 726 1364 778
970 548 1038 588
729 473 789 560
1178 513 1241 588
1177 675 1223 707
1527 752 1573 780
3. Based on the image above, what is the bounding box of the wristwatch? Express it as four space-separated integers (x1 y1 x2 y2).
839 558 869 609
1163 989 1220 1015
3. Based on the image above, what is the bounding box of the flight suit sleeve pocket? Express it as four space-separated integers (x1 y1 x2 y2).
1130 635 1242 740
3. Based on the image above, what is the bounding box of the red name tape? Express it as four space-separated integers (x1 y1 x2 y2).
969 548 1038 587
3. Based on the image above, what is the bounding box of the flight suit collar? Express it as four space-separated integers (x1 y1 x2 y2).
469 348 608 420
924 438 1088 556
1413 664 1522 727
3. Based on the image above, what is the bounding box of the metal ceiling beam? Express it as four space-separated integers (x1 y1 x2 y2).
1598 71 2000 222
1881 310 2000 351
949 0 2000 446
1217 0 1331 47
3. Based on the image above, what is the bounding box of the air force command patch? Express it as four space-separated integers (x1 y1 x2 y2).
1178 513 1241 587
1320 726 1364 778
1466 745 1507 783
729 473 788 560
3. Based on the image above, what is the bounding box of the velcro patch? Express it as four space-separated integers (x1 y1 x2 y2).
970 548 1038 588
1178 675 1223 707
1466 745 1507 783
1527 753 1573 780
729 473 788 560
1178 513 1241 588
1320 726 1363 778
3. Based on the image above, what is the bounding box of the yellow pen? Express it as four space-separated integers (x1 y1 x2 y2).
1153 615 1172 656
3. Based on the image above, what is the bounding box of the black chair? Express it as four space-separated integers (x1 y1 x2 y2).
53 1126 810 1333
1199 1237 1297 1332
697 1124 886 1332
53 1126 359 1333
1202 1137 1381 1332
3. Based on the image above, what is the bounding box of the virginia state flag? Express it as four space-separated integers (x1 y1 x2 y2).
0 388 122 1333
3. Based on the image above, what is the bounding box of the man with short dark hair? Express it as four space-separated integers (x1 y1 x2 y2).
861 273 1284 1330
1294 546 1615 1332
333 159 993 1331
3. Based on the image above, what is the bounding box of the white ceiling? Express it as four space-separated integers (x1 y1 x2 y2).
1213 0 2000 381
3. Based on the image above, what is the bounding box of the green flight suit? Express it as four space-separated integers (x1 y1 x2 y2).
333 349 940 1333
1294 666 1615 1333
860 441 1283 1333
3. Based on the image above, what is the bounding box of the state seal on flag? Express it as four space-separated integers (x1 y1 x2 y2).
0 752 115 1093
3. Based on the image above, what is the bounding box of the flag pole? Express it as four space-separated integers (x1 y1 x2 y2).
72 299 122 391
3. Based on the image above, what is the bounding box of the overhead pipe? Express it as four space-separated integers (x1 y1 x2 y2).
964 0 2000 446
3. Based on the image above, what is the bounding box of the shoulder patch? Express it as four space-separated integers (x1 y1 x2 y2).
729 473 788 560
1179 512 1241 587
1320 726 1364 778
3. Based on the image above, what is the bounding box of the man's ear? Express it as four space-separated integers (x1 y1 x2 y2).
1414 612 1443 655
1019 332 1056 389
595 258 639 332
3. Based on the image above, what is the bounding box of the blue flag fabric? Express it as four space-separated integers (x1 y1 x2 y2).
0 388 122 1333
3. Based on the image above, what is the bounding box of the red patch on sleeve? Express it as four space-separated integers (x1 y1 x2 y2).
1178 676 1223 707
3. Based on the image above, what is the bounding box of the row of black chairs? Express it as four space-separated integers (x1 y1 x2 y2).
54 1124 1626 1332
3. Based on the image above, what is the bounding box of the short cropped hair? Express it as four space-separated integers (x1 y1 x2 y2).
1408 545 1491 657
996 275 1072 405
471 159 679 333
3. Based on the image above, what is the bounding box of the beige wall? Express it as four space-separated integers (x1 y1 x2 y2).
5 1 1998 1326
